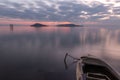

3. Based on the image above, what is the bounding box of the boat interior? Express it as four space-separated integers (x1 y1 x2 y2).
83 63 119 80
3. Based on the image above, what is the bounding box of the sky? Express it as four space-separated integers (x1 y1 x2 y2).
0 0 120 25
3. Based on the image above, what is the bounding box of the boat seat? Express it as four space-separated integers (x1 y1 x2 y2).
86 72 111 80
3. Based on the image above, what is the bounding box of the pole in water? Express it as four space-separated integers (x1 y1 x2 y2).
10 24 14 31
10 24 13 27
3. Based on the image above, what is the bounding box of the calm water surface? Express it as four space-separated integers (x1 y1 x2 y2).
0 26 120 80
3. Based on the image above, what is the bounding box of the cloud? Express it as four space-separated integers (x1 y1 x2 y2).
0 0 120 22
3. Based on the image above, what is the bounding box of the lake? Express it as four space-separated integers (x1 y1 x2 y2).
0 26 120 80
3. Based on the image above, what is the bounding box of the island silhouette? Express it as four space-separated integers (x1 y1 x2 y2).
31 23 83 27
56 23 83 27
31 23 47 27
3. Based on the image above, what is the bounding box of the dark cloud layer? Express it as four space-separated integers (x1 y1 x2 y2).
0 0 120 22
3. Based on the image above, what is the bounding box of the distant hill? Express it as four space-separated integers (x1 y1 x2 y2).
56 24 83 27
31 23 47 27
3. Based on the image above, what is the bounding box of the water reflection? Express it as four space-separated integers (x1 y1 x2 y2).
0 26 120 80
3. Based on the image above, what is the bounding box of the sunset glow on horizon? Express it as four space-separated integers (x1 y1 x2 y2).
0 18 72 26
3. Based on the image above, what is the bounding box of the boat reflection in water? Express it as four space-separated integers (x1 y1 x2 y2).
64 53 120 80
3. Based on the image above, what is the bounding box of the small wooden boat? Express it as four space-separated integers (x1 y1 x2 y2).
64 53 120 80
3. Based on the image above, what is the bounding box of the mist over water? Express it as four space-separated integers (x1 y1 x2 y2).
0 26 120 80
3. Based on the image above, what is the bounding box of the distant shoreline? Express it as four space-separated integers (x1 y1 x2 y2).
30 23 84 27
31 23 47 27
56 23 83 27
